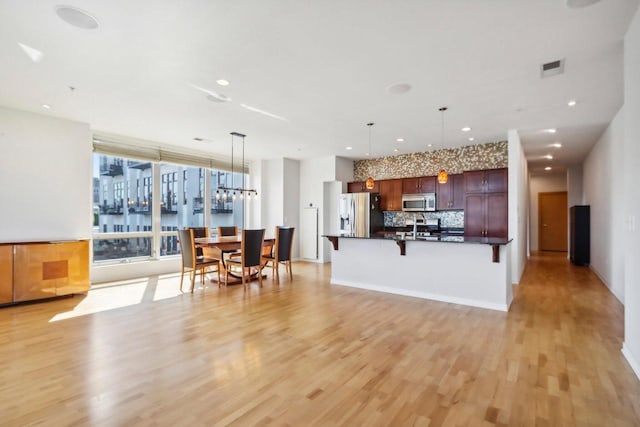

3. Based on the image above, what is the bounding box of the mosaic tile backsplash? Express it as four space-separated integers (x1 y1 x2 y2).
354 141 507 181
384 211 464 229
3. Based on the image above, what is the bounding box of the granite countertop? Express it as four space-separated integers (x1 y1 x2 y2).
324 233 512 246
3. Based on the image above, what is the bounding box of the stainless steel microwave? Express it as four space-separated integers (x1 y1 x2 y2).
402 193 436 212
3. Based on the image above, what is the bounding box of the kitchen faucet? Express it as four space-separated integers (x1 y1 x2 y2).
412 213 417 237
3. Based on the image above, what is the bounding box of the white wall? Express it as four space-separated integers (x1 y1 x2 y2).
0 108 92 242
623 7 640 380
508 129 529 284
283 158 300 259
260 158 284 233
528 173 567 252
583 108 625 302
567 164 583 207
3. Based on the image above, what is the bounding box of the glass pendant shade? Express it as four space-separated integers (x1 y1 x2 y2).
438 169 448 184
365 176 375 189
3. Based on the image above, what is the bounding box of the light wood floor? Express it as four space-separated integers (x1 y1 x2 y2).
1 253 639 426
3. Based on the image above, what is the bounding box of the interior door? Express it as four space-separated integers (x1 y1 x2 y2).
539 191 568 252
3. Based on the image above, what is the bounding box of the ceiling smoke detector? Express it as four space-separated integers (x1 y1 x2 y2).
54 5 99 29
541 59 565 78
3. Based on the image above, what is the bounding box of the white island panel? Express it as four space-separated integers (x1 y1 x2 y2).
331 238 512 311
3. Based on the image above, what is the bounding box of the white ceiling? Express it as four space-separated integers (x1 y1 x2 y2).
0 0 637 173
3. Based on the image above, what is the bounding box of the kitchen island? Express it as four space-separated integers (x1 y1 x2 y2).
324 234 513 311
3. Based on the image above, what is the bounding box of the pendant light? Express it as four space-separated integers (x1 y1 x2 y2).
437 107 448 184
365 122 375 190
216 132 257 200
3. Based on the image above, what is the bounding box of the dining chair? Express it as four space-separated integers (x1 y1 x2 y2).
178 228 220 293
217 226 241 259
225 228 266 289
262 226 295 284
188 226 209 258
217 226 238 237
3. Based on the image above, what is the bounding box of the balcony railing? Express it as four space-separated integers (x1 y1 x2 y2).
99 200 124 215
127 198 152 215
99 162 124 177
127 160 152 170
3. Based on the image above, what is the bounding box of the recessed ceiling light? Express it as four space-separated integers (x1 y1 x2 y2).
568 100 577 107
468 137 475 142
385 83 412 95
461 127 472 132
54 5 99 29
345 146 353 150
543 154 553 160
216 79 230 86
42 104 51 109
427 143 433 148
545 166 552 171
17 43 43 63
545 128 557 134
393 148 399 152
550 143 562 148
396 138 404 142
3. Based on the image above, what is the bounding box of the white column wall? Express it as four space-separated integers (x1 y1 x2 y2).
283 158 301 259
583 108 625 302
299 156 336 263
508 129 529 284
623 6 640 379
0 107 92 241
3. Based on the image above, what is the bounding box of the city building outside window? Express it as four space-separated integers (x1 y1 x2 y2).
92 153 249 263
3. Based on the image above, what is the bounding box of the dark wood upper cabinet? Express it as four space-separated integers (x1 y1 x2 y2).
379 179 402 211
463 168 508 237
402 176 436 194
437 174 464 210
347 181 379 193
464 168 507 194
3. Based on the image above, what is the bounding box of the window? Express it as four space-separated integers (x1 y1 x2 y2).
159 163 204 256
209 170 245 231
92 149 250 264
93 154 153 262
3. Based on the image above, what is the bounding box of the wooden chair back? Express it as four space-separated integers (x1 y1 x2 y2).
217 226 238 237
187 227 208 257
276 227 295 262
178 229 196 269
241 229 265 268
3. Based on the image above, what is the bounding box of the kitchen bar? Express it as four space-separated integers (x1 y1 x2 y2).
324 233 513 312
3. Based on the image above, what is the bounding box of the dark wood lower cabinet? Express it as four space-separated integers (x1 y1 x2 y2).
464 192 508 237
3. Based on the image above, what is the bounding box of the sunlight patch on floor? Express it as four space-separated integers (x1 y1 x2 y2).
49 273 188 322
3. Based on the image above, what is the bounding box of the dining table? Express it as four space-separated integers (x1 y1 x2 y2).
195 235 275 285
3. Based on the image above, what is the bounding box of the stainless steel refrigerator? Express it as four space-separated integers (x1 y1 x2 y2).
338 192 384 237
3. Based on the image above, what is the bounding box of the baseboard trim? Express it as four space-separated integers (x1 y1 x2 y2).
590 266 624 304
622 343 640 380
331 279 509 312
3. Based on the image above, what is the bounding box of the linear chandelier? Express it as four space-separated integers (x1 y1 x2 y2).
215 131 258 201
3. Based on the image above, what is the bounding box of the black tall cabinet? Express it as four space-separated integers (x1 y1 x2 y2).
570 205 590 266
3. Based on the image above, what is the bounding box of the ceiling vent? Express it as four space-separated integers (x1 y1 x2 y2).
541 59 565 78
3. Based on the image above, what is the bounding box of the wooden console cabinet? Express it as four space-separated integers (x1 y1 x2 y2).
0 240 90 305
0 245 13 304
